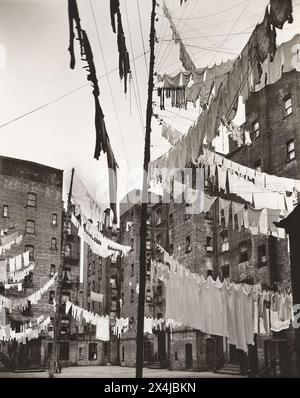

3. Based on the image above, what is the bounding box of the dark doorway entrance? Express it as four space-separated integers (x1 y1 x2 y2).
185 343 193 369
157 332 166 361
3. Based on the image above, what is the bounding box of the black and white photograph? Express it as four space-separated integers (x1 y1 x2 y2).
0 0 300 384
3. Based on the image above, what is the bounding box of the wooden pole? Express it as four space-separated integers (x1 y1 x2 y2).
135 0 156 379
49 167 75 378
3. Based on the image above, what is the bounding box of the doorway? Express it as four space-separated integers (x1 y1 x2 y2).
185 343 193 369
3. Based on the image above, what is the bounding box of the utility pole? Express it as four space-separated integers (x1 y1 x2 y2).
136 0 157 379
49 167 75 378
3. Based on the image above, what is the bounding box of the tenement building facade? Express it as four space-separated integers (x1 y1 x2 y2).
0 156 64 369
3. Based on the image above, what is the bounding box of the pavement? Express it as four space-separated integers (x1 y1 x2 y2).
0 365 245 378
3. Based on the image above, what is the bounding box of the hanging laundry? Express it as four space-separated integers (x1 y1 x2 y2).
270 0 293 29
15 254 22 271
232 202 245 231
95 316 110 341
219 198 231 227
161 124 182 146
67 0 84 69
248 207 263 235
0 260 6 283
110 0 131 94
255 7 277 64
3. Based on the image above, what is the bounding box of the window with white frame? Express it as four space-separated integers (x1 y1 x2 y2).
220 231 229 253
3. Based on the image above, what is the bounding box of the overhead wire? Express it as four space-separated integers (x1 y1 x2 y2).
136 0 149 77
0 52 150 130
124 0 145 135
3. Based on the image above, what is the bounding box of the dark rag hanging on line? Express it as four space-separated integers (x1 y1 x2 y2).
110 0 131 94
67 0 84 69
270 0 293 30
66 0 119 223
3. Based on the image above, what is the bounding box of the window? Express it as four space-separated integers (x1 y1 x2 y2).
146 216 151 226
253 159 262 173
59 342 69 361
66 221 72 235
284 96 293 116
169 244 174 256
169 213 174 225
25 245 34 260
221 265 230 279
258 244 267 268
155 209 162 226
146 288 152 303
251 120 260 140
49 290 55 304
286 139 295 162
122 347 125 362
50 238 57 251
220 231 229 253
131 264 134 277
146 239 151 251
50 264 56 278
2 205 9 218
185 204 191 220
78 347 84 361
130 289 135 303
121 292 124 306
52 213 58 226
131 238 134 251
26 220 35 235
185 236 191 253
27 192 36 207
206 236 213 252
121 268 124 282
65 244 71 257
239 241 249 263
129 317 135 330
156 233 162 251
205 211 213 221
88 342 97 360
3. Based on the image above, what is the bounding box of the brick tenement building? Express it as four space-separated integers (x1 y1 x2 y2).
118 190 164 367
0 156 63 368
211 68 300 373
45 209 121 367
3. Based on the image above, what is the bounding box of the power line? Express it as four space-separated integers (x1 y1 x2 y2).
0 51 150 130
136 0 149 76
167 0 249 20
124 0 145 135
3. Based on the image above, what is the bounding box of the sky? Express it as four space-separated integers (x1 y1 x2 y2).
0 0 299 211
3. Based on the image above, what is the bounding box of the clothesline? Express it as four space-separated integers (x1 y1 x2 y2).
0 233 23 255
65 300 109 341
0 273 57 311
152 247 294 353
0 316 51 343
150 32 300 176
71 205 131 256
